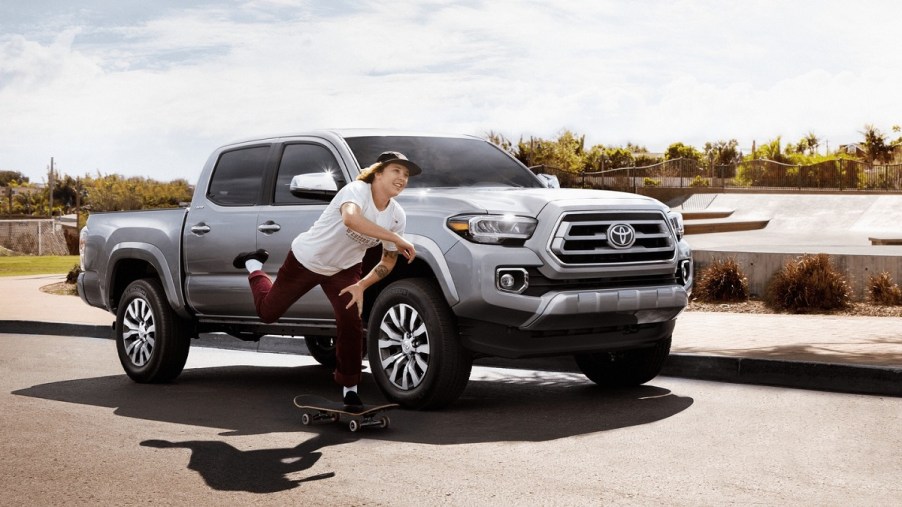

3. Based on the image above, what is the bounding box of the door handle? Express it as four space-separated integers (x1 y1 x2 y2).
257 221 281 234
190 223 211 235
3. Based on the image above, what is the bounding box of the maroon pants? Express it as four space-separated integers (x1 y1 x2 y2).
248 251 363 387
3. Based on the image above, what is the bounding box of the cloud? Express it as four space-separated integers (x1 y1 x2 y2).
2 0 902 183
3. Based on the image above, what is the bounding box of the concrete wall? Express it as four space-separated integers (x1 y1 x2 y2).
694 249 902 300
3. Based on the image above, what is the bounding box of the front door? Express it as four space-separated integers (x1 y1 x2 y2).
255 141 350 320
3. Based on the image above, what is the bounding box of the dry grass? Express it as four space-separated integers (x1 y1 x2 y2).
693 256 749 303
764 254 852 313
867 272 902 306
689 255 901 317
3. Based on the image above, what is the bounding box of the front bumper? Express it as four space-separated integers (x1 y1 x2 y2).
446 241 689 330
521 285 687 331
444 241 689 357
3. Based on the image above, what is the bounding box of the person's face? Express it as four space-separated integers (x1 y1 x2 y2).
375 163 410 197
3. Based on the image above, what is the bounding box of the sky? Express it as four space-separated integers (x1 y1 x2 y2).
2 0 902 184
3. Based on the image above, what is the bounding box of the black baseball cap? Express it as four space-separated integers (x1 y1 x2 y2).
376 151 422 176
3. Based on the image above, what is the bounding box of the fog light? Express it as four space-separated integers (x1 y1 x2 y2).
496 268 529 294
677 260 692 285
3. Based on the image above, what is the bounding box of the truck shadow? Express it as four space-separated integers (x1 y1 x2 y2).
13 363 693 444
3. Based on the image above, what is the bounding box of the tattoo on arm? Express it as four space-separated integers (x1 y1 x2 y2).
374 265 390 279
371 249 397 279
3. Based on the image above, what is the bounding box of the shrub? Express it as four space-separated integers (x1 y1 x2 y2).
694 257 749 302
643 177 661 187
689 175 709 187
66 264 81 284
867 272 902 305
765 254 852 313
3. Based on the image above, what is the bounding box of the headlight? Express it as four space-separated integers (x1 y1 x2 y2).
447 214 538 245
668 211 684 240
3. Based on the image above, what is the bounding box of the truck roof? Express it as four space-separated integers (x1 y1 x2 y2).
220 129 479 149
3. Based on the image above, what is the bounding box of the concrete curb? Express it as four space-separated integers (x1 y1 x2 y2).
2 320 899 397
662 354 902 397
0 320 113 340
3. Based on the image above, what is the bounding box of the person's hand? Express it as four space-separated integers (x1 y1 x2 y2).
339 283 366 316
395 236 416 263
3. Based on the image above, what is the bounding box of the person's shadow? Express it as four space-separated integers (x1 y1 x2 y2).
140 433 354 493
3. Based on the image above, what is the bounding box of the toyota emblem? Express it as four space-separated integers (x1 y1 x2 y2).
607 223 636 249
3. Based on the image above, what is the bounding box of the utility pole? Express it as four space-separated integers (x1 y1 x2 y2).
48 157 54 218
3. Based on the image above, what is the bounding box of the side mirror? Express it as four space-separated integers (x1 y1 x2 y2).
536 173 560 189
289 173 338 199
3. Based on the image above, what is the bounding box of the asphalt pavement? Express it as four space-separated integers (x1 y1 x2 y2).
1 274 900 396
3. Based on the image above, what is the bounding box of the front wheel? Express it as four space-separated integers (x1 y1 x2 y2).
115 278 191 383
575 336 672 387
367 279 472 410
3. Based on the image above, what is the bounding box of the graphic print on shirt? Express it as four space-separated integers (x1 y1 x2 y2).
345 227 381 248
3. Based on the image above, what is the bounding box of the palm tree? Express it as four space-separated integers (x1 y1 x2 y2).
861 124 893 165
804 132 820 156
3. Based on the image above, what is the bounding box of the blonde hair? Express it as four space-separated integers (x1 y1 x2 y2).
357 162 384 183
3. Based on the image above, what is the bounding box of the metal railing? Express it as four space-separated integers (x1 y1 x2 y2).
533 159 902 192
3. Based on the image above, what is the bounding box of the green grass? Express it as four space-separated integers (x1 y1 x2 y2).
0 255 80 277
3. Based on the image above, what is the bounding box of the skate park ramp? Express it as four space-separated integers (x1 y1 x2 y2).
677 193 902 250
674 193 902 297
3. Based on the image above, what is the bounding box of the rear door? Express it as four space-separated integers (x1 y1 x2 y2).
255 140 350 319
184 144 273 317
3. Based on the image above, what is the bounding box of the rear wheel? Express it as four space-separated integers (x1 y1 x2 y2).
367 279 472 410
305 335 367 369
115 278 191 383
304 336 336 369
575 336 672 387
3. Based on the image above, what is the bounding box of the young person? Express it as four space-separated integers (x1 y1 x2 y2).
232 151 420 407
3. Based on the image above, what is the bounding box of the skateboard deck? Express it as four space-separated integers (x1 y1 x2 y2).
293 394 399 432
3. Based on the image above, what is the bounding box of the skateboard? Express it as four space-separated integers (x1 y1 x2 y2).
293 394 399 432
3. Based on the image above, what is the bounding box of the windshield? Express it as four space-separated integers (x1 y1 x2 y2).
344 136 544 189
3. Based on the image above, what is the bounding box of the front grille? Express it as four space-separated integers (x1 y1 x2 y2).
549 211 676 265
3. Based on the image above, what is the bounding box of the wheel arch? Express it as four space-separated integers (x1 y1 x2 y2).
107 243 190 319
360 234 459 324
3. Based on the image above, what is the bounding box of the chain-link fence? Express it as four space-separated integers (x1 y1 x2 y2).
533 158 902 193
0 219 71 256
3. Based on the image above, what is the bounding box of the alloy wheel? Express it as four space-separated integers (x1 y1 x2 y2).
376 303 430 390
122 297 155 367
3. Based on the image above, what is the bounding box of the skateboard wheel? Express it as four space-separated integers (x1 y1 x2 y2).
301 413 312 426
349 420 360 432
379 415 390 429
331 414 340 423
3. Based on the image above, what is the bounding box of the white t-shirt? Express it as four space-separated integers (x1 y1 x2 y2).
291 180 407 276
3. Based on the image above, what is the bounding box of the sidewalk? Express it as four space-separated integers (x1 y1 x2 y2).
2 274 900 395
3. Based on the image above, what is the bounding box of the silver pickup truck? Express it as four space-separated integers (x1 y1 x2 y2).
78 130 692 409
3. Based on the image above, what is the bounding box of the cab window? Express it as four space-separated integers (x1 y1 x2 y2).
207 145 269 205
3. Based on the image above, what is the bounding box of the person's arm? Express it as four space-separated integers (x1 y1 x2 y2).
339 247 400 315
340 202 416 261
337 202 415 315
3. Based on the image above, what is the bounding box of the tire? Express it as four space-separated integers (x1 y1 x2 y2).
115 278 191 383
304 336 336 369
367 278 472 410
575 335 672 387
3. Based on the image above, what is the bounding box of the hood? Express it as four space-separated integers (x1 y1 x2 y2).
396 187 663 217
